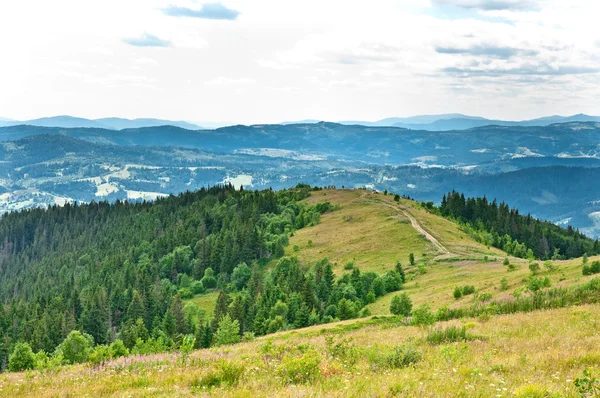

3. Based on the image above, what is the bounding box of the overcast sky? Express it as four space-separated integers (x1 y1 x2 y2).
0 0 599 125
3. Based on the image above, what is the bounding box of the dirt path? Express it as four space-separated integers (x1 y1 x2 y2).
360 192 454 259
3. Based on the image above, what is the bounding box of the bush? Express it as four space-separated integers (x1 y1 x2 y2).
191 281 205 295
453 287 462 299
33 351 63 371
390 293 412 316
426 326 476 344
58 331 94 364
109 340 129 358
201 268 217 289
527 276 551 292
279 351 322 384
178 288 194 299
89 345 112 366
528 262 540 274
479 292 493 302
574 369 600 397
462 285 475 295
500 277 509 291
411 304 435 326
409 253 415 266
343 260 355 270
386 344 422 369
8 342 35 372
583 261 600 276
503 257 510 266
192 361 245 389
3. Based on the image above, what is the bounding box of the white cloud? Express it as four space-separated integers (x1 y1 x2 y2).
0 0 598 123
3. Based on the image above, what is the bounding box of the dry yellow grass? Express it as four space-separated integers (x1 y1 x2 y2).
4 304 600 397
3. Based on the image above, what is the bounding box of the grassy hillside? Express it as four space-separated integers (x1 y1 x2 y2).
4 304 600 397
4 188 600 396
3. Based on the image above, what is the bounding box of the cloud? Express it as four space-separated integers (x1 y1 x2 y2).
161 2 240 20
435 44 538 58
431 0 542 11
442 64 600 77
122 33 171 48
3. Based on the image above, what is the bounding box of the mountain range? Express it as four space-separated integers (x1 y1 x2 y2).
294 113 600 131
1 121 600 238
0 115 201 130
3 113 600 131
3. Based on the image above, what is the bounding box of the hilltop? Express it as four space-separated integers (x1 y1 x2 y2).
2 187 600 396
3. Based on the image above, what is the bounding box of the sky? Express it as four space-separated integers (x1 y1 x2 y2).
0 0 599 125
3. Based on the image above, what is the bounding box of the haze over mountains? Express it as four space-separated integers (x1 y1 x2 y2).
3 113 600 132
0 115 202 130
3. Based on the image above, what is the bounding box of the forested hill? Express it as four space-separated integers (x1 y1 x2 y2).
0 185 337 365
440 191 600 259
0 184 409 372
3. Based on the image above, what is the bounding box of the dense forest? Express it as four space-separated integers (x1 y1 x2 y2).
0 184 403 371
440 191 600 260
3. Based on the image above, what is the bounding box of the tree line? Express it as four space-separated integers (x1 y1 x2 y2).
439 191 599 260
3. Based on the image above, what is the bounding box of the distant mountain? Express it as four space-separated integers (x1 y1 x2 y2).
340 114 485 126
287 113 600 130
0 115 201 130
95 117 201 130
392 113 600 131
281 119 322 125
2 121 600 236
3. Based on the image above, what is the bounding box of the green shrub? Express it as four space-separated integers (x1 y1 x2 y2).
178 288 194 299
411 304 435 326
426 326 476 345
8 342 35 372
191 361 245 389
453 286 463 299
58 331 94 364
386 344 422 369
574 369 600 397
33 351 63 371
479 292 493 302
503 257 510 266
409 253 415 266
279 351 322 384
191 280 206 294
583 261 600 276
390 293 412 316
527 276 551 292
109 339 129 358
344 260 355 270
528 262 540 274
462 285 475 295
89 345 112 366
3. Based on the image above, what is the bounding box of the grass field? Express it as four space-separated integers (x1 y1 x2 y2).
285 190 437 274
4 303 599 397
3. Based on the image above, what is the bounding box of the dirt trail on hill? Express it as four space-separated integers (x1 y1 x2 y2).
359 192 454 259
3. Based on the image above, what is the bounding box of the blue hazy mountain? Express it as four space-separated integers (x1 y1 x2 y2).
0 115 201 130
391 113 600 131
284 113 600 130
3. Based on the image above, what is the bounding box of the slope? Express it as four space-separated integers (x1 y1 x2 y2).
3 187 600 396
